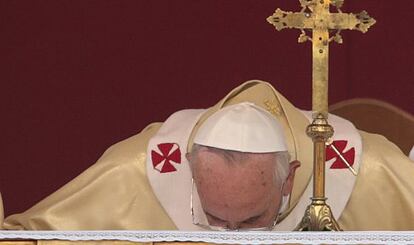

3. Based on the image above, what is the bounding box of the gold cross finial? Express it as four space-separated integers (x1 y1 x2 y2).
267 0 375 116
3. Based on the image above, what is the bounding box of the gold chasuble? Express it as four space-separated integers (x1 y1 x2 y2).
2 81 414 230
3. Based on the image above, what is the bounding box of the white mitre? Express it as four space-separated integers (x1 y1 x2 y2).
193 102 288 153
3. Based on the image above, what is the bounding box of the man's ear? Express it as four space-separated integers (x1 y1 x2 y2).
186 153 194 172
282 160 301 196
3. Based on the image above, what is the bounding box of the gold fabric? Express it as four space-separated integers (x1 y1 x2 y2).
0 242 37 245
2 81 414 230
0 193 3 228
338 131 414 230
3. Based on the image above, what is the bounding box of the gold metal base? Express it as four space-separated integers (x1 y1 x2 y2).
293 113 342 231
295 198 342 231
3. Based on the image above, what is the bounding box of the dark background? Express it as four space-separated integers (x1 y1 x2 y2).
1 0 413 217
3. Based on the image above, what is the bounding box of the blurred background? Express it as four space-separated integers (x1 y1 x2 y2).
1 0 413 216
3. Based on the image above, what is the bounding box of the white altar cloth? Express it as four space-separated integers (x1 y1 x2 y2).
1 230 414 244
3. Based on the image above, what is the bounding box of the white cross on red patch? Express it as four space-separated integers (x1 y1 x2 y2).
151 143 182 173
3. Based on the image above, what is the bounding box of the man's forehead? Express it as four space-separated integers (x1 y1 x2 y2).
195 149 276 172
194 150 277 193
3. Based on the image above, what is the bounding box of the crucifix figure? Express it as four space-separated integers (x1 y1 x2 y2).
267 0 375 231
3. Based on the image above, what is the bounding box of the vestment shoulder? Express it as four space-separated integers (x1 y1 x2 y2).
98 122 163 167
3 121 176 230
338 130 414 230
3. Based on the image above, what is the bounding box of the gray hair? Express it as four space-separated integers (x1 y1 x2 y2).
189 144 290 185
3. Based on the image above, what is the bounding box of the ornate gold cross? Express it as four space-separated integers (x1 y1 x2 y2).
267 0 375 231
267 0 375 115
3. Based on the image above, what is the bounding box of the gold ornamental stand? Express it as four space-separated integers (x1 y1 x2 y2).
299 114 340 231
267 0 375 231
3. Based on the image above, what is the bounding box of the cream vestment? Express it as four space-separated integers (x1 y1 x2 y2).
2 81 414 230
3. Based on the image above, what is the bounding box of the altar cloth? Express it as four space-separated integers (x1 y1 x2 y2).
1 230 414 244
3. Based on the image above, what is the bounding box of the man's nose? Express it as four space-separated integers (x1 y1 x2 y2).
227 221 240 230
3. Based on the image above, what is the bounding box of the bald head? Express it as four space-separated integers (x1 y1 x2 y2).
188 144 297 230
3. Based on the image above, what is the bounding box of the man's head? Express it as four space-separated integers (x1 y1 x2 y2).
189 102 300 230
188 144 299 230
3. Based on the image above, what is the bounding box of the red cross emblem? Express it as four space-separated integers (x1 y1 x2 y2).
326 140 355 169
151 143 181 173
